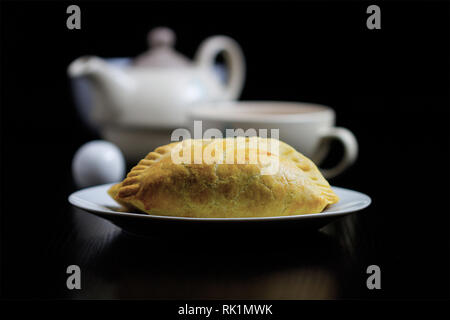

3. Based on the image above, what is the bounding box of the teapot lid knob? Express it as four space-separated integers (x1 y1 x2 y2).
148 27 175 48
134 27 190 68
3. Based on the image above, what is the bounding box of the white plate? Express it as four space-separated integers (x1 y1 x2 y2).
68 183 371 235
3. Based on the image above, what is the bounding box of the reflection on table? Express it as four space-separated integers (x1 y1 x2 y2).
61 207 371 299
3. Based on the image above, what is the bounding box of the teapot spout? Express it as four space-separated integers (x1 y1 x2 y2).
68 55 111 78
68 55 134 92
68 56 134 124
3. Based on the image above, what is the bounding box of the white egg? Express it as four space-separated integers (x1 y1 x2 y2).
72 140 125 188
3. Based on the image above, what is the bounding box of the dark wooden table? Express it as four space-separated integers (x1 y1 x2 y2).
2 198 377 299
66 207 368 299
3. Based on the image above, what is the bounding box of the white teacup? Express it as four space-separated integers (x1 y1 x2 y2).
188 101 358 178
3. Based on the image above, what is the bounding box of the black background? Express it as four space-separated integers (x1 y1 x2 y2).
1 0 449 301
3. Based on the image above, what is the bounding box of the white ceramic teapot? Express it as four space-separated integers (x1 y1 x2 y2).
68 27 246 161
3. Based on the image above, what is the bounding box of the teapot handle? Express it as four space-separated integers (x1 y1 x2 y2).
195 36 246 100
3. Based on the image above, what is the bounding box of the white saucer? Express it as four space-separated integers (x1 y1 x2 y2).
68 183 371 234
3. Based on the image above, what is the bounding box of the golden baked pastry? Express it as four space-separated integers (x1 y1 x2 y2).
108 137 338 218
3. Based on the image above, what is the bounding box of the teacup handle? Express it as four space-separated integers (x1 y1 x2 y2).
195 35 246 100
313 127 358 179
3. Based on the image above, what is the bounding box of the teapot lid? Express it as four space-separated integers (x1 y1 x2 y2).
133 27 191 68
